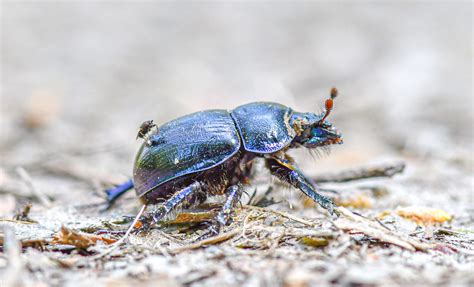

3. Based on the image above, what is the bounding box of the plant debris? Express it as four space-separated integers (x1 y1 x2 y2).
13 203 37 223
396 206 453 225
334 207 431 251
169 228 242 254
169 210 217 224
335 194 373 209
300 236 330 247
52 226 116 249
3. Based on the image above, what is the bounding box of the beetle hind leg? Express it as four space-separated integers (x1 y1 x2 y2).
135 181 203 234
102 179 134 211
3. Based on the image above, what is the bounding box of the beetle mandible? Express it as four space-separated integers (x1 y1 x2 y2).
105 88 343 234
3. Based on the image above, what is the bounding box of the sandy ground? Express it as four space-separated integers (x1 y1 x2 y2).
1 2 473 286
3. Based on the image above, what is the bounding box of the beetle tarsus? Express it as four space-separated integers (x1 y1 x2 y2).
195 220 222 241
132 205 167 235
133 218 152 235
216 184 244 226
195 184 244 240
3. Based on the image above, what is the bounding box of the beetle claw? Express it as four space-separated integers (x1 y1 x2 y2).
195 220 222 242
317 196 340 218
319 197 336 214
132 222 151 235
132 206 168 235
132 214 154 235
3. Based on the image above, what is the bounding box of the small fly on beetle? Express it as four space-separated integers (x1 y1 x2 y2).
136 120 157 140
105 88 343 235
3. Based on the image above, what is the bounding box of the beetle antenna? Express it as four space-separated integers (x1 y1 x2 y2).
319 87 338 125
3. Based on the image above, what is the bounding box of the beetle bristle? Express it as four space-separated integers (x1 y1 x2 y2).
318 146 332 156
307 146 331 159
307 148 320 160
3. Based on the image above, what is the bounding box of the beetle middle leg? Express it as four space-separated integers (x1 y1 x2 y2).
266 157 337 215
216 184 244 226
135 181 203 234
196 184 244 240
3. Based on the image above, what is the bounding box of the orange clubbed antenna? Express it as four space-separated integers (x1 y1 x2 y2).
319 87 338 125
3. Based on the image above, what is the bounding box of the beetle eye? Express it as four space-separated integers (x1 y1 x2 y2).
303 128 312 137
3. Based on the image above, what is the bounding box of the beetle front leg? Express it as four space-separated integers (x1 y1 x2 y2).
135 181 203 234
266 157 337 215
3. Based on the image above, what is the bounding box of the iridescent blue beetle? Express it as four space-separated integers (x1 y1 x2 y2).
106 88 343 233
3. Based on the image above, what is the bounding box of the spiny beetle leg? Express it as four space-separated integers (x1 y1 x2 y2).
266 157 337 216
195 220 221 241
133 181 203 234
133 206 165 235
216 184 244 226
195 185 244 241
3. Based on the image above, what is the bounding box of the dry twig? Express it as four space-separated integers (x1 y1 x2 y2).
313 162 405 183
168 228 242 254
89 204 146 260
0 234 47 250
16 167 52 207
1 226 24 287
0 219 37 224
243 205 314 227
334 206 431 251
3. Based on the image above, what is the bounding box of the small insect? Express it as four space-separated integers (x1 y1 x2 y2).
105 88 343 234
136 120 157 140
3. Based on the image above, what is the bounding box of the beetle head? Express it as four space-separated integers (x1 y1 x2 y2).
292 88 343 148
136 120 157 140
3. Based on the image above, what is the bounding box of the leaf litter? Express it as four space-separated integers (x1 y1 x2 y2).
1 161 473 286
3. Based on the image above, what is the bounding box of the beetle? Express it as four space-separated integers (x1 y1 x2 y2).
105 88 343 234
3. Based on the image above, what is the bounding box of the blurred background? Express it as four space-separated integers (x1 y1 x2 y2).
0 2 472 210
0 3 473 286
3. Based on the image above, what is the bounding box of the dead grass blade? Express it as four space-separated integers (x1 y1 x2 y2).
89 204 146 260
168 228 242 254
243 205 314 226
334 207 431 251
313 162 405 183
